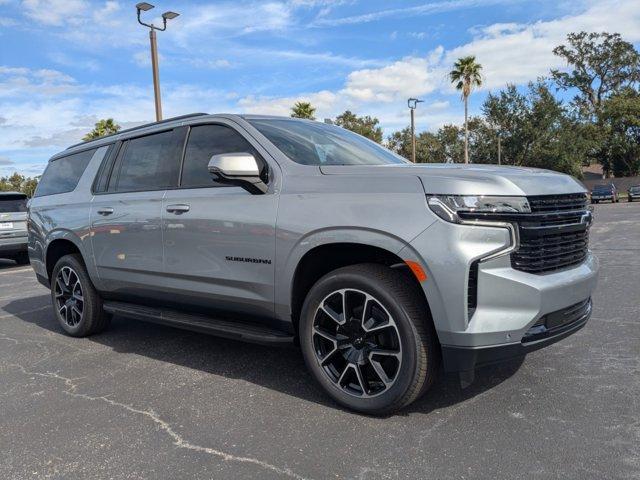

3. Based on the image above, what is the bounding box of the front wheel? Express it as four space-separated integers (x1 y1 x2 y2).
51 254 110 337
299 264 439 415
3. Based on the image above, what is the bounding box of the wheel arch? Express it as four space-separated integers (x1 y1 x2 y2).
284 231 435 340
44 231 87 280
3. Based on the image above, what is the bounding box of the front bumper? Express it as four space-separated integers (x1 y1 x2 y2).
442 298 592 372
400 220 599 372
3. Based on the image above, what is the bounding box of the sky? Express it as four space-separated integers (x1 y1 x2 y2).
1 0 639 177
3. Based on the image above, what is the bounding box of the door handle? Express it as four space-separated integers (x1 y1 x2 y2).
97 207 114 216
166 204 190 214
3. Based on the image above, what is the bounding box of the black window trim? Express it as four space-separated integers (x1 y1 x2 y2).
91 142 118 195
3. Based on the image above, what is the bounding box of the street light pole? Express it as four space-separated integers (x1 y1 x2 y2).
497 133 501 165
408 98 423 163
136 3 179 122
149 28 162 121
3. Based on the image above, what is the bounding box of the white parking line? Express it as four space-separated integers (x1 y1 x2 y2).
0 268 33 275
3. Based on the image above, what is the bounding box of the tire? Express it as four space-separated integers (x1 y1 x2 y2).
299 263 439 415
51 254 110 337
12 252 30 265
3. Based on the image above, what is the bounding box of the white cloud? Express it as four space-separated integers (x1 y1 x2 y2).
447 0 640 91
342 55 439 102
22 0 88 26
312 0 519 27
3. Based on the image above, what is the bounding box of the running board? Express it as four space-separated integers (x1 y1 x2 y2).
103 301 294 345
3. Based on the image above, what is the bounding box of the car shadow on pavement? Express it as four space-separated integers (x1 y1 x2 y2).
0 259 21 270
5 294 524 416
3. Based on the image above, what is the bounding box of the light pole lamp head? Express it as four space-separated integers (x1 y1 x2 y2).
408 98 424 109
136 2 155 28
162 11 179 20
136 2 154 12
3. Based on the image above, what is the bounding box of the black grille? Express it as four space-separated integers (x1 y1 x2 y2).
512 194 590 274
527 193 588 212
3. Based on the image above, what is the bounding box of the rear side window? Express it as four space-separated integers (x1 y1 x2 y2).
114 130 180 192
0 194 27 212
181 125 262 188
35 148 96 197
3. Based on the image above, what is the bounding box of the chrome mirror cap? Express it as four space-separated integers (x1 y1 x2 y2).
208 153 260 177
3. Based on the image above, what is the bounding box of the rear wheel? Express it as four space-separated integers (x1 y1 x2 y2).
51 254 110 337
299 264 439 415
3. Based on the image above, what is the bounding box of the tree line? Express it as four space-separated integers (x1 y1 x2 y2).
0 173 39 197
293 31 640 179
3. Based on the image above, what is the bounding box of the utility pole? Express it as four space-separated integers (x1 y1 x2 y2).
136 3 179 122
407 98 423 163
497 133 501 165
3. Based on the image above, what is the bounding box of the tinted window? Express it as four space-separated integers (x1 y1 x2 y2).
35 148 96 197
115 130 180 192
0 194 27 212
181 125 262 188
249 118 407 166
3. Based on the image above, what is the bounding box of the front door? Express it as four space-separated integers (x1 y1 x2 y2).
161 123 278 319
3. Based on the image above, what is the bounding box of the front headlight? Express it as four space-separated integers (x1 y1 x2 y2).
426 195 531 223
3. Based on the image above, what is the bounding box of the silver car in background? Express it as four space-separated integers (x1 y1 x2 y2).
27 113 599 414
0 192 29 264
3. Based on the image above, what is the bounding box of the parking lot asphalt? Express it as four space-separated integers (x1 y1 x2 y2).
0 202 638 480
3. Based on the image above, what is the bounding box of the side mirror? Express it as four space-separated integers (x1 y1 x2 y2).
207 153 267 194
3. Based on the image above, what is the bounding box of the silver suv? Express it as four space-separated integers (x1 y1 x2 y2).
28 113 599 414
0 192 29 264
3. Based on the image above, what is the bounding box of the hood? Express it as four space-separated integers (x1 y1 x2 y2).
319 163 586 196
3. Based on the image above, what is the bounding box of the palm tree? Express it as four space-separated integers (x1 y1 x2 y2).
290 101 316 120
83 118 121 141
449 56 483 164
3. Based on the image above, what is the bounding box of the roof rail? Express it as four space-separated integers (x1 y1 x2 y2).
66 113 209 149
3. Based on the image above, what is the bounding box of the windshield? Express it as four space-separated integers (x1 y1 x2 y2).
0 195 28 213
593 185 612 192
248 118 408 166
630 186 640 192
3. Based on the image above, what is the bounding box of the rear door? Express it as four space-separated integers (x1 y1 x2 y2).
90 128 184 298
161 123 279 318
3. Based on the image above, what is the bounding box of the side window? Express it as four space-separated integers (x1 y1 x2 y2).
114 130 180 192
181 125 263 188
35 148 96 197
